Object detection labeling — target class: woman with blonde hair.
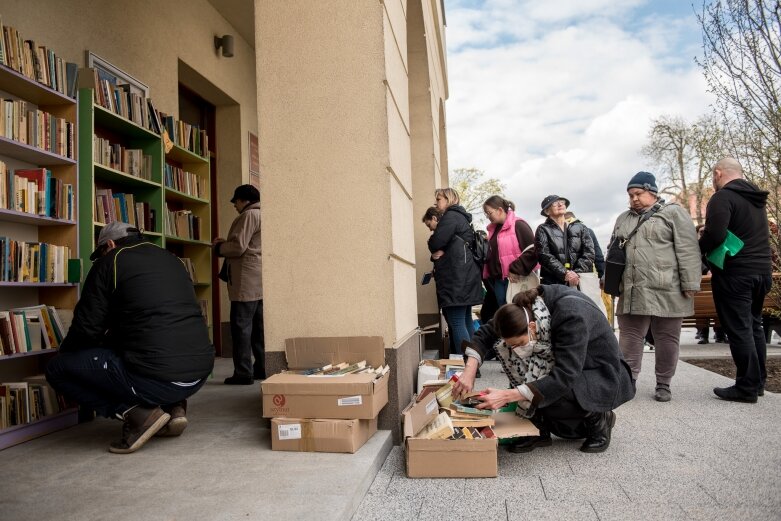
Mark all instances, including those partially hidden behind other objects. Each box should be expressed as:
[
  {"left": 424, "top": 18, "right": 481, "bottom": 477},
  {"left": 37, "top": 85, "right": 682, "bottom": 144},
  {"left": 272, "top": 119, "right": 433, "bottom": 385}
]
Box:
[{"left": 427, "top": 188, "right": 483, "bottom": 354}]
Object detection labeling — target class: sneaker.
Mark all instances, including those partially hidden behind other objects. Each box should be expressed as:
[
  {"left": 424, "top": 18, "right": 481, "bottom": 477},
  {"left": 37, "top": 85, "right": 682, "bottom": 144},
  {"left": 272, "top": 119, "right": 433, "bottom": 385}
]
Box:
[
  {"left": 713, "top": 386, "right": 757, "bottom": 403},
  {"left": 156, "top": 401, "right": 188, "bottom": 437},
  {"left": 654, "top": 386, "right": 672, "bottom": 402},
  {"left": 109, "top": 406, "right": 170, "bottom": 454},
  {"left": 224, "top": 375, "right": 254, "bottom": 385}
]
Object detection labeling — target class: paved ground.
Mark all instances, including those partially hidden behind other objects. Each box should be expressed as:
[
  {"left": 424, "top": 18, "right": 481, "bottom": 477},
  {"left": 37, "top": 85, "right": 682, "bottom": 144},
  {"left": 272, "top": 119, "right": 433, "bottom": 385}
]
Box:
[{"left": 353, "top": 337, "right": 781, "bottom": 521}]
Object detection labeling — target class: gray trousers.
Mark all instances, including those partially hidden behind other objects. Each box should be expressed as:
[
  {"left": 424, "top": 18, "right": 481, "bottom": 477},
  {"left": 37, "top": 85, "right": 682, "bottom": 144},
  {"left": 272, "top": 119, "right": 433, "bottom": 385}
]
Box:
[
  {"left": 230, "top": 299, "right": 265, "bottom": 379},
  {"left": 618, "top": 314, "right": 683, "bottom": 386}
]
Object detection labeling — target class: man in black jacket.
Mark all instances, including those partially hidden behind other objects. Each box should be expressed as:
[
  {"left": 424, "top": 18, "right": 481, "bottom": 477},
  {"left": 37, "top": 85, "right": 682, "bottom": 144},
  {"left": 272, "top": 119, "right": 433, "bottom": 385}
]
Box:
[
  {"left": 700, "top": 157, "right": 772, "bottom": 403},
  {"left": 46, "top": 222, "right": 215, "bottom": 453}
]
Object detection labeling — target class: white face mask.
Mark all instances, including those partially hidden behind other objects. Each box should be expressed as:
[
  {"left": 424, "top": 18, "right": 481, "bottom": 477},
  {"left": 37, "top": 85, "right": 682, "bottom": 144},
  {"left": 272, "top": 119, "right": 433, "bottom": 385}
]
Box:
[{"left": 509, "top": 308, "right": 536, "bottom": 358}]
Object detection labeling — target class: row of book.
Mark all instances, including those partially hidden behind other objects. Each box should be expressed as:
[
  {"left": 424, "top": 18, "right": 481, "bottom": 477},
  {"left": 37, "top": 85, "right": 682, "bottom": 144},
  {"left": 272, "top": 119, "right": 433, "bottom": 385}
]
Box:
[
  {"left": 0, "top": 17, "right": 78, "bottom": 98},
  {"left": 180, "top": 257, "right": 199, "bottom": 284},
  {"left": 85, "top": 68, "right": 209, "bottom": 159},
  {"left": 94, "top": 188, "right": 155, "bottom": 232},
  {"left": 0, "top": 238, "right": 72, "bottom": 283},
  {"left": 164, "top": 164, "right": 207, "bottom": 198},
  {"left": 0, "top": 162, "right": 75, "bottom": 220},
  {"left": 0, "top": 98, "right": 75, "bottom": 159},
  {"left": 282, "top": 360, "right": 390, "bottom": 378},
  {"left": 164, "top": 206, "right": 203, "bottom": 241},
  {"left": 0, "top": 377, "right": 68, "bottom": 429},
  {"left": 93, "top": 135, "right": 152, "bottom": 180},
  {"left": 0, "top": 305, "right": 69, "bottom": 355}
]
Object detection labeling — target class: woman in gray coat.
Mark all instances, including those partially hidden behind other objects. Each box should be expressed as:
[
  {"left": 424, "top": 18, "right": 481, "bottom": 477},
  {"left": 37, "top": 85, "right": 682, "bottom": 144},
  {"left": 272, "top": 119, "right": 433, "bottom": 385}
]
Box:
[
  {"left": 452, "top": 284, "right": 635, "bottom": 454},
  {"left": 608, "top": 172, "right": 701, "bottom": 402}
]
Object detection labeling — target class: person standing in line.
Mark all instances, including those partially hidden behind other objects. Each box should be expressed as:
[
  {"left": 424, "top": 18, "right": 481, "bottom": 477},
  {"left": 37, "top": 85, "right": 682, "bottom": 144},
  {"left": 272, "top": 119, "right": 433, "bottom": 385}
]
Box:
[
  {"left": 535, "top": 195, "right": 595, "bottom": 287},
  {"left": 609, "top": 172, "right": 701, "bottom": 402},
  {"left": 695, "top": 224, "right": 727, "bottom": 345},
  {"left": 214, "top": 184, "right": 264, "bottom": 385},
  {"left": 564, "top": 211, "right": 604, "bottom": 280},
  {"left": 427, "top": 188, "right": 484, "bottom": 355},
  {"left": 45, "top": 222, "right": 214, "bottom": 453},
  {"left": 700, "top": 157, "right": 772, "bottom": 403},
  {"left": 482, "top": 195, "right": 538, "bottom": 306}
]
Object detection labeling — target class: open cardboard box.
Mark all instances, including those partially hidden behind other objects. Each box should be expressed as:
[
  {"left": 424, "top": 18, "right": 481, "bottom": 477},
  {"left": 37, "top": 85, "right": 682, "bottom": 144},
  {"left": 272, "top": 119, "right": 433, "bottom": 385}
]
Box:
[
  {"left": 262, "top": 336, "right": 389, "bottom": 420},
  {"left": 271, "top": 417, "right": 378, "bottom": 453},
  {"left": 401, "top": 393, "right": 539, "bottom": 478}
]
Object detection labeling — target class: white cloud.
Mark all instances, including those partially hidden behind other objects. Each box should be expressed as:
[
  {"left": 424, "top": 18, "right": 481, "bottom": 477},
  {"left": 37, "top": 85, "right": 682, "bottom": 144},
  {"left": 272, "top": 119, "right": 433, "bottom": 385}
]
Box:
[{"left": 445, "top": 0, "right": 716, "bottom": 247}]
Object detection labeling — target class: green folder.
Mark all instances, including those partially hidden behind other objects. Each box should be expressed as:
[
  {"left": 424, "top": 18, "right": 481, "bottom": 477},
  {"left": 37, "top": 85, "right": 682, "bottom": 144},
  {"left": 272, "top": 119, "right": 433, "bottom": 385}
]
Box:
[{"left": 706, "top": 230, "right": 744, "bottom": 269}]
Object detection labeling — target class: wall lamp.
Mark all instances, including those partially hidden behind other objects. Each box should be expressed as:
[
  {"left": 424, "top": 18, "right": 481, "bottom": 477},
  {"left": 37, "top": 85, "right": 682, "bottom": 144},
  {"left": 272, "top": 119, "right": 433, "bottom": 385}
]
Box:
[{"left": 214, "top": 35, "right": 235, "bottom": 58}]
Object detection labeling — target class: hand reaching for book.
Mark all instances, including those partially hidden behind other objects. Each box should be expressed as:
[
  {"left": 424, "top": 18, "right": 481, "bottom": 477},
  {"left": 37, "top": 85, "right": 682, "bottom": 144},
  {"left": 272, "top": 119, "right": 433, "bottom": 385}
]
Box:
[
  {"left": 452, "top": 357, "right": 478, "bottom": 398},
  {"left": 475, "top": 387, "right": 522, "bottom": 411}
]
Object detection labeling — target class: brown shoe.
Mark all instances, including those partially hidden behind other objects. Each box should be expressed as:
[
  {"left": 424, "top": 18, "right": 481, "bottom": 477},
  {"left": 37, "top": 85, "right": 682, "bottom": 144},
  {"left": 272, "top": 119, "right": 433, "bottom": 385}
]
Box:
[
  {"left": 156, "top": 401, "right": 188, "bottom": 437},
  {"left": 109, "top": 406, "right": 170, "bottom": 454}
]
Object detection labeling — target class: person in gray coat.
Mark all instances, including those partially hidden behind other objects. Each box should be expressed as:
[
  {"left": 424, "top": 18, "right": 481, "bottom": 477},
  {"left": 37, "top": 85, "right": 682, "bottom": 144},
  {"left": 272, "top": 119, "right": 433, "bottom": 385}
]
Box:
[
  {"left": 452, "top": 284, "right": 635, "bottom": 454},
  {"left": 609, "top": 172, "right": 701, "bottom": 402}
]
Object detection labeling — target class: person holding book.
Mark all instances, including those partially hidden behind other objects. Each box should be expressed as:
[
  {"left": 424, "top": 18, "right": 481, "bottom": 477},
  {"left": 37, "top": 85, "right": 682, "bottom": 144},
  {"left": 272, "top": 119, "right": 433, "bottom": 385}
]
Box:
[
  {"left": 452, "top": 284, "right": 635, "bottom": 453},
  {"left": 213, "top": 184, "right": 264, "bottom": 385},
  {"left": 700, "top": 157, "right": 772, "bottom": 403},
  {"left": 45, "top": 221, "right": 215, "bottom": 454}
]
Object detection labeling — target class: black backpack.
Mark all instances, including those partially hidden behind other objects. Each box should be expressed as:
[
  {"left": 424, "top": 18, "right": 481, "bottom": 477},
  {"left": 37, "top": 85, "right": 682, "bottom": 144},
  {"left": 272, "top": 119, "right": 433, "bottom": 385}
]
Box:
[{"left": 468, "top": 224, "right": 489, "bottom": 268}]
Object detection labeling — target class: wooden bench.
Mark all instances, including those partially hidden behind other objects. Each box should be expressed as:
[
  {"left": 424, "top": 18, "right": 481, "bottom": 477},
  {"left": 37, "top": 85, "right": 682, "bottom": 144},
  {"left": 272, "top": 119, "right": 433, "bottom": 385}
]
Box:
[{"left": 684, "top": 274, "right": 781, "bottom": 342}]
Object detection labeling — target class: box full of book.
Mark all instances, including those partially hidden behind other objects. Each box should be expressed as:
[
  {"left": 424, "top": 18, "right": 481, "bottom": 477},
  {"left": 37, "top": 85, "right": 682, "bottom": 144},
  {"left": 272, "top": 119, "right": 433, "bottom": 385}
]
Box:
[
  {"left": 270, "top": 417, "right": 377, "bottom": 453},
  {"left": 401, "top": 391, "right": 539, "bottom": 478},
  {"left": 261, "top": 336, "right": 389, "bottom": 420}
]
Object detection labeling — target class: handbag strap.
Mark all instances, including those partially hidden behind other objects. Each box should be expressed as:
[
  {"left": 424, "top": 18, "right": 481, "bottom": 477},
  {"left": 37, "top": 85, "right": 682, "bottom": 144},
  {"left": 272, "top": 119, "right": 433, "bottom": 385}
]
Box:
[{"left": 620, "top": 202, "right": 664, "bottom": 248}]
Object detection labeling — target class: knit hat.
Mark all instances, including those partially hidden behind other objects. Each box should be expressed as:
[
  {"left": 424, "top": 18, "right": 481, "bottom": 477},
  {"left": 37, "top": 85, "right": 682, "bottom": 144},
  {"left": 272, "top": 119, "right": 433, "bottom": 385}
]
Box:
[
  {"left": 90, "top": 221, "right": 140, "bottom": 260},
  {"left": 540, "top": 195, "right": 570, "bottom": 217},
  {"left": 626, "top": 171, "right": 658, "bottom": 193},
  {"left": 230, "top": 184, "right": 260, "bottom": 203}
]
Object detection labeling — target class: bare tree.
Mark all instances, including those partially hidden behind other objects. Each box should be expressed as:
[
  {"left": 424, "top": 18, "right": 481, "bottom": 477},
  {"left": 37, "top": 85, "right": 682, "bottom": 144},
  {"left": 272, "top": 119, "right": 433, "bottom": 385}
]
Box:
[
  {"left": 450, "top": 167, "right": 506, "bottom": 215},
  {"left": 697, "top": 0, "right": 781, "bottom": 308},
  {"left": 641, "top": 115, "right": 723, "bottom": 224}
]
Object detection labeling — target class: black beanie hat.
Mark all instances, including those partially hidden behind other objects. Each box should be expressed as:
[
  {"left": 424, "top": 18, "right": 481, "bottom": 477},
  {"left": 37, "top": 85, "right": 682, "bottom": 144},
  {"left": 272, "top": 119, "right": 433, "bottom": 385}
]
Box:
[{"left": 626, "top": 172, "right": 658, "bottom": 193}]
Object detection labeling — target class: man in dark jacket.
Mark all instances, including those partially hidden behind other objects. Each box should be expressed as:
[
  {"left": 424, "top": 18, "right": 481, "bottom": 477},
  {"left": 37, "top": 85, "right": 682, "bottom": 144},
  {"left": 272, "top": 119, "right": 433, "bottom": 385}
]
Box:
[
  {"left": 700, "top": 157, "right": 772, "bottom": 403},
  {"left": 46, "top": 222, "right": 215, "bottom": 453}
]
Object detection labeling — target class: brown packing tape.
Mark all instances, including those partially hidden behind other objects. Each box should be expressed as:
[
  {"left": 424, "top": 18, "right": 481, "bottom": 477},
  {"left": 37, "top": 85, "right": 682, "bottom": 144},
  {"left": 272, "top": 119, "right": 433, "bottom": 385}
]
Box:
[{"left": 301, "top": 420, "right": 315, "bottom": 452}]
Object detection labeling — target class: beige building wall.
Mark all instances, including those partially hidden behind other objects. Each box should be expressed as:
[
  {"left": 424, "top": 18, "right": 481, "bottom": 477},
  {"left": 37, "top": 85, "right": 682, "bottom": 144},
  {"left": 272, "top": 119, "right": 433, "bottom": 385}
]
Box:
[{"left": 1, "top": 0, "right": 259, "bottom": 334}]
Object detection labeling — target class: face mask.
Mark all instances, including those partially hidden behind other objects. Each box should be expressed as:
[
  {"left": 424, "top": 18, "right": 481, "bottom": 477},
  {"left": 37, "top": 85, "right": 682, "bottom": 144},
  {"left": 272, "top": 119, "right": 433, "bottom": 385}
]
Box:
[{"left": 509, "top": 307, "right": 536, "bottom": 358}]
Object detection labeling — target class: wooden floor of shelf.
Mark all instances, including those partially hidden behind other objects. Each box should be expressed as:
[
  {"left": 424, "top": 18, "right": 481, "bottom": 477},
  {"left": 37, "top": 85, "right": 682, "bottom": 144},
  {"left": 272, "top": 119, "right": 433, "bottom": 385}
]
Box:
[{"left": 0, "top": 408, "right": 79, "bottom": 450}]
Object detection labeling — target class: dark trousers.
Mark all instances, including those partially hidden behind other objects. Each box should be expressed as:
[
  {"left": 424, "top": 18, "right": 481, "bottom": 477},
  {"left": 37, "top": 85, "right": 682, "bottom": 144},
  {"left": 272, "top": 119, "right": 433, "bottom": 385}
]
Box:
[
  {"left": 711, "top": 273, "right": 772, "bottom": 394},
  {"left": 230, "top": 299, "right": 265, "bottom": 379},
  {"left": 45, "top": 348, "right": 205, "bottom": 418},
  {"left": 530, "top": 389, "right": 592, "bottom": 439}
]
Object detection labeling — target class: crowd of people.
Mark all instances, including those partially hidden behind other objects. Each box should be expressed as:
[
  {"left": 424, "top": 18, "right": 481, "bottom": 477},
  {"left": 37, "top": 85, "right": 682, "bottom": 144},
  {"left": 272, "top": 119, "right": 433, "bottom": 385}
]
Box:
[{"left": 432, "top": 157, "right": 773, "bottom": 454}]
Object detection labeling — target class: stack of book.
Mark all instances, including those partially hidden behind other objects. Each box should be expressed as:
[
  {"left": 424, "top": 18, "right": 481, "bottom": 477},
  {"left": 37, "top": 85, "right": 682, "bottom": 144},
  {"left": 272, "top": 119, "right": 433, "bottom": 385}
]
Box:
[
  {"left": 93, "top": 136, "right": 152, "bottom": 179},
  {"left": 0, "top": 17, "right": 78, "bottom": 97},
  {"left": 164, "top": 164, "right": 207, "bottom": 198},
  {"left": 0, "top": 98, "right": 75, "bottom": 158},
  {"left": 94, "top": 189, "right": 153, "bottom": 231},
  {"left": 0, "top": 305, "right": 70, "bottom": 355},
  {"left": 0, "top": 162, "right": 75, "bottom": 220},
  {"left": 164, "top": 205, "right": 202, "bottom": 240},
  {"left": 0, "top": 238, "right": 72, "bottom": 283},
  {"left": 0, "top": 376, "right": 68, "bottom": 429}
]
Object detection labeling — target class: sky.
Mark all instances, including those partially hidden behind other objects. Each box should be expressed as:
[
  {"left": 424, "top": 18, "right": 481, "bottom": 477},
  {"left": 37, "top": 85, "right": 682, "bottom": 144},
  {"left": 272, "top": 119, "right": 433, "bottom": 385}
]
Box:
[{"left": 445, "top": 0, "right": 716, "bottom": 247}]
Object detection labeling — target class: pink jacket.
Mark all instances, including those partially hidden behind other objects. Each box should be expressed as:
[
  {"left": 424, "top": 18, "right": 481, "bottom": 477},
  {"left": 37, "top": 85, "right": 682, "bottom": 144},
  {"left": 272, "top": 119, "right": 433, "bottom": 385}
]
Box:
[{"left": 484, "top": 210, "right": 525, "bottom": 279}]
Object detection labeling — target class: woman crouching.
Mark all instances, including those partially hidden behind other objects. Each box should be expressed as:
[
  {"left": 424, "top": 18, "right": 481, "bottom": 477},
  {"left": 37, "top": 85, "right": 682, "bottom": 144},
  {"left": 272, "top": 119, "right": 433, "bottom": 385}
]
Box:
[{"left": 452, "top": 284, "right": 635, "bottom": 453}]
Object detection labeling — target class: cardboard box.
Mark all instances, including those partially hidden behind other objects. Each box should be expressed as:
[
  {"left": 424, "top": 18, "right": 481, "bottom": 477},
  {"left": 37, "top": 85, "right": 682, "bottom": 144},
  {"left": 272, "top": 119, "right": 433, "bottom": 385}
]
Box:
[
  {"left": 401, "top": 395, "right": 539, "bottom": 478},
  {"left": 262, "top": 336, "right": 389, "bottom": 419},
  {"left": 271, "top": 417, "right": 378, "bottom": 453}
]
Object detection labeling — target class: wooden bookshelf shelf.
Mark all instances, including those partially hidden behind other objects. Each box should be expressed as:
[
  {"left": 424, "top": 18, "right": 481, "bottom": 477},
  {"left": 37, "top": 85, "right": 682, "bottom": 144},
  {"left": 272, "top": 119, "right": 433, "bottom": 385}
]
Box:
[
  {"left": 0, "top": 282, "right": 78, "bottom": 288},
  {"left": 0, "top": 209, "right": 76, "bottom": 226},
  {"left": 0, "top": 64, "right": 75, "bottom": 106},
  {"left": 94, "top": 163, "right": 160, "bottom": 188},
  {"left": 164, "top": 187, "right": 209, "bottom": 204},
  {"left": 0, "top": 135, "right": 76, "bottom": 166},
  {"left": 0, "top": 348, "right": 58, "bottom": 360},
  {"left": 93, "top": 104, "right": 159, "bottom": 141},
  {"left": 0, "top": 408, "right": 79, "bottom": 451},
  {"left": 166, "top": 144, "right": 208, "bottom": 164},
  {"left": 165, "top": 236, "right": 211, "bottom": 247}
]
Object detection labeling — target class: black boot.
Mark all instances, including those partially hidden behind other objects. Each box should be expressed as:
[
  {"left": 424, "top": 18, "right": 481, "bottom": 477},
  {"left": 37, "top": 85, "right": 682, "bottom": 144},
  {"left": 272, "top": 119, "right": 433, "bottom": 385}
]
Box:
[
  {"left": 508, "top": 429, "right": 552, "bottom": 453},
  {"left": 579, "top": 411, "right": 615, "bottom": 453}
]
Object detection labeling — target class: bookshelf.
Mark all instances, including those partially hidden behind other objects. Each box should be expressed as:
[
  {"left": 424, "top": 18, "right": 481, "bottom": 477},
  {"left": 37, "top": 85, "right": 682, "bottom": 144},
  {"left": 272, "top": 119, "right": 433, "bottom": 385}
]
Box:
[
  {"left": 77, "top": 88, "right": 212, "bottom": 334},
  {"left": 0, "top": 64, "right": 79, "bottom": 449}
]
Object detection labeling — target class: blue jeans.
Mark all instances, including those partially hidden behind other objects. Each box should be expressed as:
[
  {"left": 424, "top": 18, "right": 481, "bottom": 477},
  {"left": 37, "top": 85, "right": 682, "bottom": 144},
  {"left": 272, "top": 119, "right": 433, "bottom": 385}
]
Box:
[
  {"left": 442, "top": 305, "right": 475, "bottom": 355},
  {"left": 45, "top": 348, "right": 205, "bottom": 418},
  {"left": 491, "top": 277, "right": 509, "bottom": 307}
]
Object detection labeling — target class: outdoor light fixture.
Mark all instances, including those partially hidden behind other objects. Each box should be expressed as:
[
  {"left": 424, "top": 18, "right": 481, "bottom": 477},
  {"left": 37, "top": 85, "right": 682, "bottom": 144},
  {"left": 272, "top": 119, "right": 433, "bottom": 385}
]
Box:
[{"left": 214, "top": 34, "right": 235, "bottom": 57}]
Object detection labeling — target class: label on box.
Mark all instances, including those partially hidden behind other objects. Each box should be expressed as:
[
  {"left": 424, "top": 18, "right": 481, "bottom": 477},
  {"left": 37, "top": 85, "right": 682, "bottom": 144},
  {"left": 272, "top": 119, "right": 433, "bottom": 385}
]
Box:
[
  {"left": 425, "top": 399, "right": 438, "bottom": 415},
  {"left": 338, "top": 395, "right": 363, "bottom": 406},
  {"left": 277, "top": 423, "right": 302, "bottom": 440}
]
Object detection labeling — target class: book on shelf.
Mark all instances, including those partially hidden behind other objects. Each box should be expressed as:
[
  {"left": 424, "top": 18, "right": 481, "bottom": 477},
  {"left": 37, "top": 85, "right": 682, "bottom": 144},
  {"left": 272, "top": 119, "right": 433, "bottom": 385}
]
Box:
[
  {"left": 0, "top": 376, "right": 66, "bottom": 429},
  {"left": 179, "top": 257, "right": 198, "bottom": 283},
  {"left": 164, "top": 164, "right": 207, "bottom": 198},
  {"left": 164, "top": 205, "right": 202, "bottom": 240},
  {"left": 160, "top": 112, "right": 209, "bottom": 158},
  {"left": 0, "top": 162, "right": 75, "bottom": 219},
  {"left": 94, "top": 189, "right": 154, "bottom": 231},
  {"left": 0, "top": 306, "right": 68, "bottom": 355},
  {"left": 0, "top": 98, "right": 75, "bottom": 158},
  {"left": 0, "top": 236, "right": 71, "bottom": 283},
  {"left": 93, "top": 136, "right": 152, "bottom": 179},
  {"left": 0, "top": 17, "right": 78, "bottom": 97}
]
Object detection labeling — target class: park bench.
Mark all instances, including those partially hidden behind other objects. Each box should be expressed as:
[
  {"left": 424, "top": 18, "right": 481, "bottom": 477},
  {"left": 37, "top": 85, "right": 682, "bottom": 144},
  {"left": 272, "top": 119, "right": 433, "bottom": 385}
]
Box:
[{"left": 684, "top": 274, "right": 781, "bottom": 342}]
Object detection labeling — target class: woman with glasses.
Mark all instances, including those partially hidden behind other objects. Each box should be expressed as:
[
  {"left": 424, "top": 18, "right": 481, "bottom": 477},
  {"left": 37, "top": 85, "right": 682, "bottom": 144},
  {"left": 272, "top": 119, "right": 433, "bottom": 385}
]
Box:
[
  {"left": 482, "top": 195, "right": 538, "bottom": 307},
  {"left": 535, "top": 195, "right": 595, "bottom": 286},
  {"left": 427, "top": 188, "right": 484, "bottom": 355},
  {"left": 452, "top": 284, "right": 635, "bottom": 454}
]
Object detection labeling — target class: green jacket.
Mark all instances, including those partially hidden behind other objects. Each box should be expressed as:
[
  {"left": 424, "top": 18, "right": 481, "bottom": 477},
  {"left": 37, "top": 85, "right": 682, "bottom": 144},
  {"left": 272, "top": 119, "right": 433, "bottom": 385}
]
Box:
[{"left": 611, "top": 202, "right": 701, "bottom": 317}]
